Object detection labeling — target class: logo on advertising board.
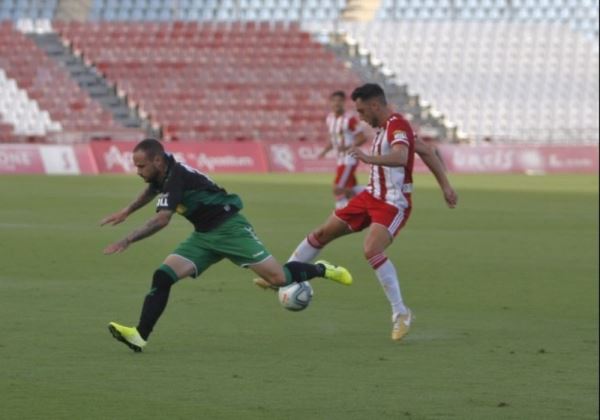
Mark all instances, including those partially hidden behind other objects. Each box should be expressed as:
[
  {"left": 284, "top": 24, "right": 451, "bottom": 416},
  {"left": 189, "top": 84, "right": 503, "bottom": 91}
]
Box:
[
  {"left": 270, "top": 144, "right": 296, "bottom": 172},
  {"left": 297, "top": 144, "right": 323, "bottom": 160},
  {"left": 451, "top": 148, "right": 516, "bottom": 172},
  {"left": 193, "top": 153, "right": 255, "bottom": 172},
  {"left": 104, "top": 145, "right": 134, "bottom": 172},
  {"left": 548, "top": 153, "right": 596, "bottom": 170},
  {"left": 0, "top": 148, "right": 35, "bottom": 171},
  {"left": 517, "top": 149, "right": 544, "bottom": 171},
  {"left": 39, "top": 146, "right": 80, "bottom": 174}
]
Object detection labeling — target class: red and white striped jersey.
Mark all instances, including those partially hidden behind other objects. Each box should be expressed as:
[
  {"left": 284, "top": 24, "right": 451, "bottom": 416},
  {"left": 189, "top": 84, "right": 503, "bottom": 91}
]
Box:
[
  {"left": 326, "top": 112, "right": 363, "bottom": 165},
  {"left": 367, "top": 113, "right": 415, "bottom": 209}
]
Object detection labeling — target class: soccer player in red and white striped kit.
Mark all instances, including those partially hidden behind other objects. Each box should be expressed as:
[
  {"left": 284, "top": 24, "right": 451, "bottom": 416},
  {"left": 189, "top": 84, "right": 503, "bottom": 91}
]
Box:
[
  {"left": 257, "top": 84, "right": 458, "bottom": 341},
  {"left": 319, "top": 90, "right": 367, "bottom": 209}
]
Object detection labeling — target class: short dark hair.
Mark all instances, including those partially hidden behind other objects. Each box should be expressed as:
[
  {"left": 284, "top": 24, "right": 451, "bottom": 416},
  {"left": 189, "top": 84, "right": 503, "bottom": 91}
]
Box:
[
  {"left": 351, "top": 83, "right": 386, "bottom": 105},
  {"left": 330, "top": 90, "right": 346, "bottom": 100},
  {"left": 133, "top": 138, "right": 165, "bottom": 159}
]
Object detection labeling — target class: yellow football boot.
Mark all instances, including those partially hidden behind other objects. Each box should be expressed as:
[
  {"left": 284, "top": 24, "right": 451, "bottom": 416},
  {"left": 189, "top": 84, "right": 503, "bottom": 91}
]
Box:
[
  {"left": 316, "top": 260, "right": 353, "bottom": 286},
  {"left": 108, "top": 322, "right": 146, "bottom": 352}
]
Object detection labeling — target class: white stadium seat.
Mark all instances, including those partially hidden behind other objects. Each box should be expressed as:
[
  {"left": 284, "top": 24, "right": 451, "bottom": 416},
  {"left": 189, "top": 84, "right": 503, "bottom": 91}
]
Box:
[
  {"left": 318, "top": 20, "right": 599, "bottom": 143},
  {"left": 0, "top": 68, "right": 62, "bottom": 136}
]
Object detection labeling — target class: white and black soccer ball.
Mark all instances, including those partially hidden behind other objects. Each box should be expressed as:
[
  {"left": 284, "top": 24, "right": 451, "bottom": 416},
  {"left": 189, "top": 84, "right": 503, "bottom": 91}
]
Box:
[{"left": 278, "top": 282, "right": 314, "bottom": 311}]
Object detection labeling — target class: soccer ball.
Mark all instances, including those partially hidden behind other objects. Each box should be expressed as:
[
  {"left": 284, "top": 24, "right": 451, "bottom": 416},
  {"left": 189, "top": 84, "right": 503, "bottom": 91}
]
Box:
[{"left": 278, "top": 282, "right": 314, "bottom": 311}]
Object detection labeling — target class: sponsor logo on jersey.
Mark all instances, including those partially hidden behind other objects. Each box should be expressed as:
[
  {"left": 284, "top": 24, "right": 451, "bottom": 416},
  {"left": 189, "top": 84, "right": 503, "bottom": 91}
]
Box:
[
  {"left": 157, "top": 193, "right": 169, "bottom": 207},
  {"left": 393, "top": 130, "right": 408, "bottom": 142}
]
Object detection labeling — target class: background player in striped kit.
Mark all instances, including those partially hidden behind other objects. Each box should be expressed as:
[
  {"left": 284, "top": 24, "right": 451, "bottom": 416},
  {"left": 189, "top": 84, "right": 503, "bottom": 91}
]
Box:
[
  {"left": 257, "top": 84, "right": 457, "bottom": 341},
  {"left": 319, "top": 91, "right": 367, "bottom": 209}
]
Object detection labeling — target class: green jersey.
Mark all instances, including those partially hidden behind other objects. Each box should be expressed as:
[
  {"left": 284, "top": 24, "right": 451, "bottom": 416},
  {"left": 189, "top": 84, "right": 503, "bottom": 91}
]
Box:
[{"left": 150, "top": 154, "right": 243, "bottom": 232}]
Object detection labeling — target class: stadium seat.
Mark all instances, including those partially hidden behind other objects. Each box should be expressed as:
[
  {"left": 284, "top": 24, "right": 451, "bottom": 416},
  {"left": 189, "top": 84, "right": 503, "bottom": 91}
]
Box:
[
  {"left": 0, "top": 23, "right": 138, "bottom": 140},
  {"left": 375, "top": 0, "right": 599, "bottom": 38},
  {"left": 56, "top": 22, "right": 360, "bottom": 142},
  {"left": 316, "top": 19, "right": 599, "bottom": 143},
  {"left": 87, "top": 0, "right": 347, "bottom": 21}
]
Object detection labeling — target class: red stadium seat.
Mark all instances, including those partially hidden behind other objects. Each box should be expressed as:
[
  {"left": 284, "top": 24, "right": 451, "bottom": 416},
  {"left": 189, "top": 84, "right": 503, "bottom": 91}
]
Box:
[
  {"left": 55, "top": 21, "right": 362, "bottom": 141},
  {"left": 0, "top": 24, "right": 134, "bottom": 140}
]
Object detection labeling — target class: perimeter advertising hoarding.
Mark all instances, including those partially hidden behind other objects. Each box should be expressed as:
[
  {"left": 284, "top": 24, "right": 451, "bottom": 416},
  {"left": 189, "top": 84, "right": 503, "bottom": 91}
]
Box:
[
  {"left": 0, "top": 143, "right": 597, "bottom": 174},
  {"left": 89, "top": 141, "right": 269, "bottom": 174}
]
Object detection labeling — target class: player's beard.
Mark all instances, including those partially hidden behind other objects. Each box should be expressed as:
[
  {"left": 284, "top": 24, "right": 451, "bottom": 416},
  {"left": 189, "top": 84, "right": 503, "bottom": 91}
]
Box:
[{"left": 142, "top": 168, "right": 160, "bottom": 184}]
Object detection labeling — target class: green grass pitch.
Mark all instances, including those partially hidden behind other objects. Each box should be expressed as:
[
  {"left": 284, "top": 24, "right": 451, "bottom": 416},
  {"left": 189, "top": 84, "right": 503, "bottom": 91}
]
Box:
[{"left": 0, "top": 173, "right": 597, "bottom": 420}]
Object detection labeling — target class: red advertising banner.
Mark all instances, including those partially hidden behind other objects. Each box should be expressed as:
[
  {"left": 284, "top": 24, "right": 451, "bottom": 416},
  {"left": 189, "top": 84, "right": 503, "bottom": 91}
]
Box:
[
  {"left": 0, "top": 144, "right": 98, "bottom": 174},
  {"left": 0, "top": 142, "right": 597, "bottom": 175},
  {"left": 266, "top": 141, "right": 428, "bottom": 173},
  {"left": 439, "top": 145, "right": 599, "bottom": 174},
  {"left": 89, "top": 141, "right": 269, "bottom": 173},
  {"left": 0, "top": 144, "right": 45, "bottom": 174},
  {"left": 72, "top": 144, "right": 99, "bottom": 174}
]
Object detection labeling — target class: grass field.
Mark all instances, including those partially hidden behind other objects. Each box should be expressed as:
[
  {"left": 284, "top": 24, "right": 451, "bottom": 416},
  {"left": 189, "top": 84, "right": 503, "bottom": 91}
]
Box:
[{"left": 0, "top": 173, "right": 598, "bottom": 420}]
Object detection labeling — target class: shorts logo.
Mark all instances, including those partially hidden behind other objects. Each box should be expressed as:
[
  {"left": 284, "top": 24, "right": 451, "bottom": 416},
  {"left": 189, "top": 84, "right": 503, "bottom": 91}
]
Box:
[
  {"left": 253, "top": 251, "right": 265, "bottom": 258},
  {"left": 243, "top": 226, "right": 263, "bottom": 245}
]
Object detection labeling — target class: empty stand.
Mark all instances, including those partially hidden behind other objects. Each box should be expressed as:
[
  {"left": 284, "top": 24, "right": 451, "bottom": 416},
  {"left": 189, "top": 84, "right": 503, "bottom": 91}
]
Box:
[
  {"left": 0, "top": 0, "right": 57, "bottom": 21},
  {"left": 88, "top": 0, "right": 347, "bottom": 22},
  {"left": 0, "top": 22, "right": 137, "bottom": 141},
  {"left": 313, "top": 20, "right": 599, "bottom": 143},
  {"left": 56, "top": 22, "right": 361, "bottom": 141},
  {"left": 0, "top": 67, "right": 61, "bottom": 137},
  {"left": 376, "top": 0, "right": 599, "bottom": 39}
]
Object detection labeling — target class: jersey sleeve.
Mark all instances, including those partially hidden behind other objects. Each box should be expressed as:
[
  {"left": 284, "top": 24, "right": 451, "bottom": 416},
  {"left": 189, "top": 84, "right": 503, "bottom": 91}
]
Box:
[
  {"left": 387, "top": 119, "right": 412, "bottom": 147},
  {"left": 347, "top": 116, "right": 363, "bottom": 134},
  {"left": 156, "top": 169, "right": 184, "bottom": 212}
]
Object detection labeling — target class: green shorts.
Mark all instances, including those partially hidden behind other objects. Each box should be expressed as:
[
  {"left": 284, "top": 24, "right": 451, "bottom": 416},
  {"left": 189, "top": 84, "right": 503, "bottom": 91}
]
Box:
[{"left": 171, "top": 213, "right": 272, "bottom": 279}]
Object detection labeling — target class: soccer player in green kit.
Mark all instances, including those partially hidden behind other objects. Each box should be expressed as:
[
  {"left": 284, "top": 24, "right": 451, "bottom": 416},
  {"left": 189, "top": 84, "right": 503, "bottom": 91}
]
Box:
[{"left": 102, "top": 139, "right": 352, "bottom": 352}]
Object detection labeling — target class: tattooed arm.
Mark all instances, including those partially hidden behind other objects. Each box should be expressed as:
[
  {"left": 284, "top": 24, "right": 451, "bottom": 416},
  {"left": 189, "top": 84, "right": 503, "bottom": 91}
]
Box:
[
  {"left": 100, "top": 186, "right": 158, "bottom": 227},
  {"left": 103, "top": 210, "right": 173, "bottom": 255}
]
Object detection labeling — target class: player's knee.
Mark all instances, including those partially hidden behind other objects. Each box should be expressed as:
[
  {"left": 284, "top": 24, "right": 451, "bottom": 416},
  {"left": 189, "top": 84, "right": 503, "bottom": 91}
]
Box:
[
  {"left": 262, "top": 270, "right": 286, "bottom": 286},
  {"left": 152, "top": 268, "right": 176, "bottom": 290},
  {"left": 364, "top": 249, "right": 388, "bottom": 270},
  {"left": 312, "top": 227, "right": 333, "bottom": 246},
  {"left": 363, "top": 247, "right": 381, "bottom": 261},
  {"left": 271, "top": 274, "right": 287, "bottom": 287}
]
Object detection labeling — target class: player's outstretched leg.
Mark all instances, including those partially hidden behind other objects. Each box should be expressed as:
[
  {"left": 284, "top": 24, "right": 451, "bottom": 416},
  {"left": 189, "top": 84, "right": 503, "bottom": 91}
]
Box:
[
  {"left": 254, "top": 216, "right": 352, "bottom": 290},
  {"left": 251, "top": 257, "right": 352, "bottom": 290},
  {"left": 108, "top": 260, "right": 187, "bottom": 352},
  {"left": 288, "top": 232, "right": 325, "bottom": 263}
]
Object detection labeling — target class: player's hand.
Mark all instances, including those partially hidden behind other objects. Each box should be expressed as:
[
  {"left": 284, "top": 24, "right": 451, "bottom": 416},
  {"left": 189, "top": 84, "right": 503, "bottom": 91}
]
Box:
[
  {"left": 443, "top": 186, "right": 458, "bottom": 208},
  {"left": 100, "top": 209, "right": 128, "bottom": 226},
  {"left": 103, "top": 239, "right": 130, "bottom": 255},
  {"left": 349, "top": 147, "right": 370, "bottom": 163}
]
